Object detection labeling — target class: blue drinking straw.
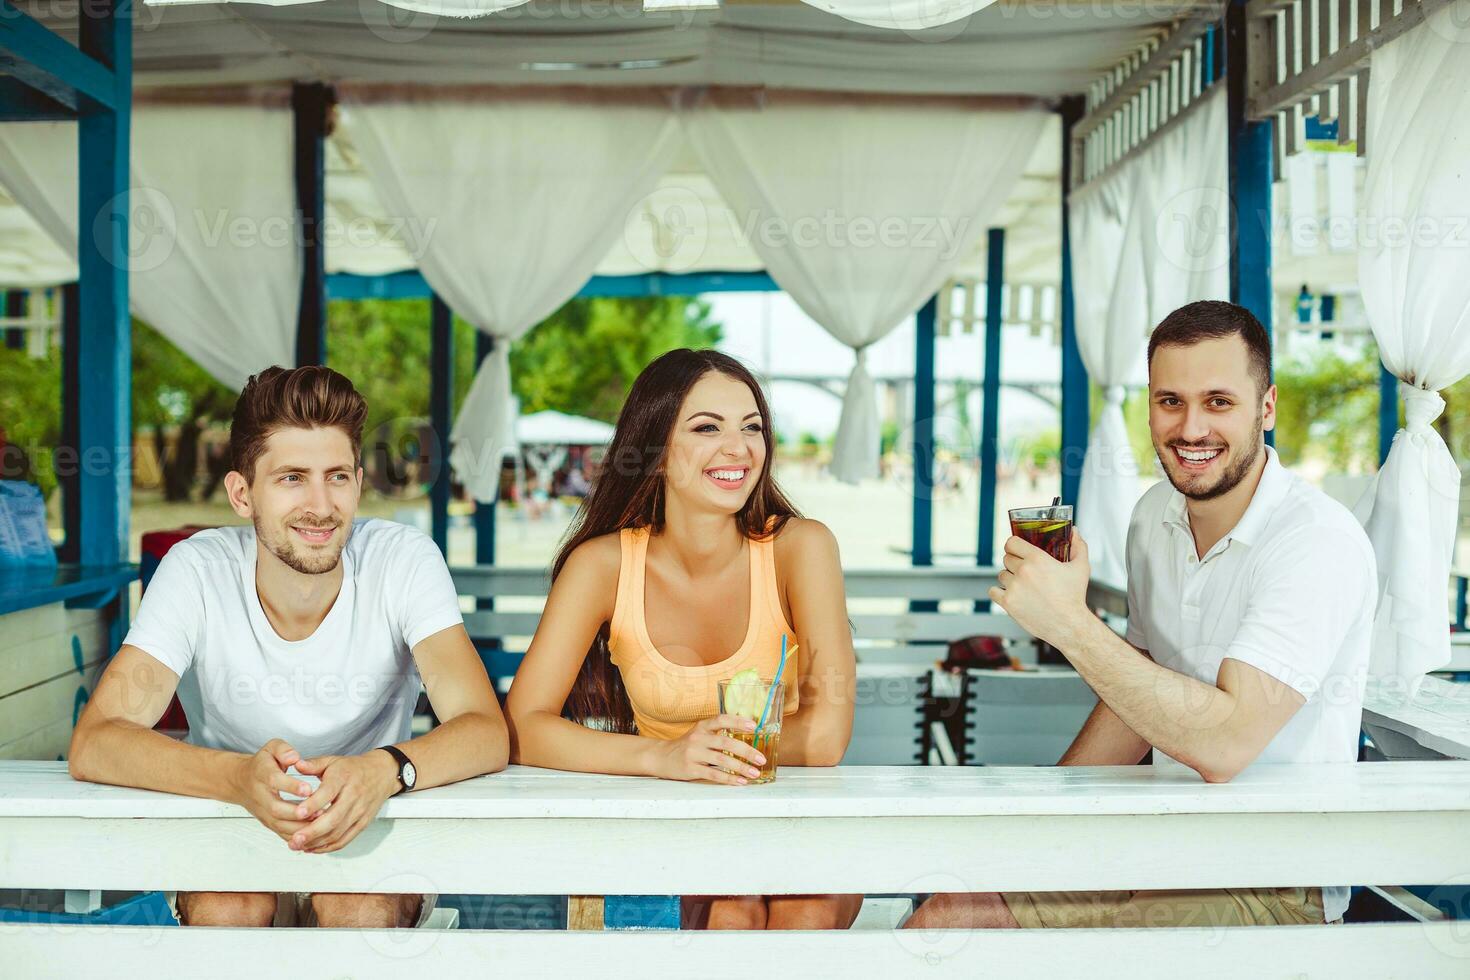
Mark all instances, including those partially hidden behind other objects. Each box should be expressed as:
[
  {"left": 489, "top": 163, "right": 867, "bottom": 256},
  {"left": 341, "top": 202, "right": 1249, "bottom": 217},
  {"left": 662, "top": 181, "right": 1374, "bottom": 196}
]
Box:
[{"left": 755, "top": 634, "right": 789, "bottom": 744}]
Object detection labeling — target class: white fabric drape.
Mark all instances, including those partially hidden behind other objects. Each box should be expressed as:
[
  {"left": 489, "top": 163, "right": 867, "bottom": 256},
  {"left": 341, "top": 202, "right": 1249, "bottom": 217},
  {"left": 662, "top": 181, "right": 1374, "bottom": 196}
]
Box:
[
  {"left": 0, "top": 107, "right": 298, "bottom": 390},
  {"left": 1068, "top": 86, "right": 1228, "bottom": 582},
  {"left": 800, "top": 0, "right": 1001, "bottom": 30},
  {"left": 1353, "top": 7, "right": 1470, "bottom": 691},
  {"left": 339, "top": 90, "right": 679, "bottom": 501},
  {"left": 1069, "top": 173, "right": 1147, "bottom": 586},
  {"left": 682, "top": 89, "right": 1046, "bottom": 483}
]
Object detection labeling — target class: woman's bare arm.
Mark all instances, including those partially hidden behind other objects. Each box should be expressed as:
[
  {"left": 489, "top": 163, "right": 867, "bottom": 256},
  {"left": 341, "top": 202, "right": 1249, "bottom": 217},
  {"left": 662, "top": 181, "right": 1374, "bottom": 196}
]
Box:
[
  {"left": 506, "top": 536, "right": 762, "bottom": 783},
  {"left": 505, "top": 536, "right": 658, "bottom": 774},
  {"left": 773, "top": 519, "right": 857, "bottom": 766}
]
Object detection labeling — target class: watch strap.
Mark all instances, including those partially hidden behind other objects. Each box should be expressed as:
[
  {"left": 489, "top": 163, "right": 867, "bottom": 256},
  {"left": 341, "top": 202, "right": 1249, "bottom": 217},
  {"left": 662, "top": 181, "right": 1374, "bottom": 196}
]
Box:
[{"left": 379, "top": 744, "right": 414, "bottom": 795}]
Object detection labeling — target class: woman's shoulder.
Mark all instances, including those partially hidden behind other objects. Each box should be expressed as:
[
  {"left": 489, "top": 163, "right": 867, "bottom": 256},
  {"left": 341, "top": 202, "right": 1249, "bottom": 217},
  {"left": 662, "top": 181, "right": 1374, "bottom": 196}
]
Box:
[
  {"left": 770, "top": 517, "right": 839, "bottom": 562},
  {"left": 564, "top": 530, "right": 624, "bottom": 577}
]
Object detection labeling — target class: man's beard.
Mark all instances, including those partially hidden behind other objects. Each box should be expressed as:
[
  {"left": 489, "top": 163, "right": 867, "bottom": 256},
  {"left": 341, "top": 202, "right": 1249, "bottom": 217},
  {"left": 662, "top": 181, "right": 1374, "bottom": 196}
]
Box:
[
  {"left": 256, "top": 515, "right": 345, "bottom": 575},
  {"left": 1156, "top": 412, "right": 1263, "bottom": 502}
]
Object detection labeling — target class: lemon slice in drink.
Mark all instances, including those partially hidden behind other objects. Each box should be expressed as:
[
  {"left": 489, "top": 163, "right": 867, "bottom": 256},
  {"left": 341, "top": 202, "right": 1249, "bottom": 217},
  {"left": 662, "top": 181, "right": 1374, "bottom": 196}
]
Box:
[{"left": 725, "top": 668, "right": 766, "bottom": 721}]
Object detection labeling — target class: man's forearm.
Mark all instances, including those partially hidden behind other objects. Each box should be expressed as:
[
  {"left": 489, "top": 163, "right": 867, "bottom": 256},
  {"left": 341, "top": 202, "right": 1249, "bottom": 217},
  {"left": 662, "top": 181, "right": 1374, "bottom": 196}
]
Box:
[
  {"left": 1057, "top": 701, "right": 1150, "bottom": 766},
  {"left": 1055, "top": 615, "right": 1243, "bottom": 778},
  {"left": 69, "top": 718, "right": 248, "bottom": 802},
  {"left": 395, "top": 710, "right": 508, "bottom": 790}
]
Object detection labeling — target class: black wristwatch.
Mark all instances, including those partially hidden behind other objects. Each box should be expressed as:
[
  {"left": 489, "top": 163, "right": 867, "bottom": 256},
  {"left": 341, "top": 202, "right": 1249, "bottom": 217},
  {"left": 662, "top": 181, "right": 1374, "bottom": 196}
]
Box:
[{"left": 379, "top": 744, "right": 417, "bottom": 795}]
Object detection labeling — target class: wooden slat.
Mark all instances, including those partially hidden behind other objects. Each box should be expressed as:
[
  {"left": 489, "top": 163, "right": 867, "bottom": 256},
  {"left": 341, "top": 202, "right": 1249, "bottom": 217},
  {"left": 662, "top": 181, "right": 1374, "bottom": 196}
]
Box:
[
  {"left": 567, "top": 896, "right": 604, "bottom": 931},
  {"left": 1072, "top": 8, "right": 1225, "bottom": 142},
  {"left": 0, "top": 609, "right": 106, "bottom": 699},
  {"left": 10, "top": 922, "right": 1470, "bottom": 978},
  {"left": 0, "top": 661, "right": 103, "bottom": 750},
  {"left": 461, "top": 611, "right": 1035, "bottom": 644},
  {"left": 1247, "top": 0, "right": 1458, "bottom": 119}
]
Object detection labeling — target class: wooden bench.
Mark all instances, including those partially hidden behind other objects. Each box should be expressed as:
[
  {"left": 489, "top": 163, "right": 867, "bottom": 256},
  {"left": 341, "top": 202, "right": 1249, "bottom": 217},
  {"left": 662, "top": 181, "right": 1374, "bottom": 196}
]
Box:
[
  {"left": 3, "top": 760, "right": 1468, "bottom": 973},
  {"left": 449, "top": 565, "right": 1035, "bottom": 675}
]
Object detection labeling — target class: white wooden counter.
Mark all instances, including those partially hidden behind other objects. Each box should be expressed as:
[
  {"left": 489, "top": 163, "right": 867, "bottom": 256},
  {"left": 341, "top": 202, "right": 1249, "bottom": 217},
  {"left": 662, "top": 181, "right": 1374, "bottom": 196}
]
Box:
[
  {"left": 4, "top": 761, "right": 1469, "bottom": 976},
  {"left": 1362, "top": 675, "right": 1470, "bottom": 760}
]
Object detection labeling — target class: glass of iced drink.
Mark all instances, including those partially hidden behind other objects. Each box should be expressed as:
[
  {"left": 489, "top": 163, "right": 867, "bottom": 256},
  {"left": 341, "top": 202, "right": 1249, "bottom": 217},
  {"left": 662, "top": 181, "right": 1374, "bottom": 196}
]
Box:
[
  {"left": 718, "top": 670, "right": 784, "bottom": 784},
  {"left": 1008, "top": 504, "right": 1074, "bottom": 561}
]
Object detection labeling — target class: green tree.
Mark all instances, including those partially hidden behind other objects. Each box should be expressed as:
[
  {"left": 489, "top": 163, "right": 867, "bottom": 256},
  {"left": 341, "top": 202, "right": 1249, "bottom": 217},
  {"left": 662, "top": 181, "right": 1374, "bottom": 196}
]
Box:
[
  {"left": 1273, "top": 344, "right": 1381, "bottom": 471},
  {"left": 132, "top": 318, "right": 236, "bottom": 501},
  {"left": 0, "top": 341, "right": 61, "bottom": 498},
  {"left": 509, "top": 297, "right": 722, "bottom": 422}
]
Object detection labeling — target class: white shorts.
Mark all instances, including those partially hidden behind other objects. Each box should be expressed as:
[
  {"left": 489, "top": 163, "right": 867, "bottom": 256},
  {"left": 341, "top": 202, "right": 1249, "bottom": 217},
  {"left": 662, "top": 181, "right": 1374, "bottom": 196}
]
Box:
[{"left": 167, "top": 891, "right": 437, "bottom": 928}]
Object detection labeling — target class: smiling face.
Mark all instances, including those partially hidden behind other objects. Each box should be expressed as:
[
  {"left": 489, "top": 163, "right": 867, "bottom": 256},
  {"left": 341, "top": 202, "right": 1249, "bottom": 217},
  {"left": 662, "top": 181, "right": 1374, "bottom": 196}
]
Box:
[
  {"left": 1148, "top": 335, "right": 1276, "bottom": 502},
  {"left": 661, "top": 371, "right": 767, "bottom": 516},
  {"left": 224, "top": 425, "right": 362, "bottom": 575}
]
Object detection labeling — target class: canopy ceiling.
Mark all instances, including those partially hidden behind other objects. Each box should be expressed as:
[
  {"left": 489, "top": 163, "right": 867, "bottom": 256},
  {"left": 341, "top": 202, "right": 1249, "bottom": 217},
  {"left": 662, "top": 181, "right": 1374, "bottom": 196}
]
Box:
[
  {"left": 0, "top": 0, "right": 1209, "bottom": 292},
  {"left": 21, "top": 0, "right": 1201, "bottom": 95}
]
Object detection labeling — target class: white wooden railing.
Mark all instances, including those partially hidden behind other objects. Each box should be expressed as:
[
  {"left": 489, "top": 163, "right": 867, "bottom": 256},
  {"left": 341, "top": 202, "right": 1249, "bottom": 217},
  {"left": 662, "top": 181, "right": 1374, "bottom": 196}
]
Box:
[{"left": 3, "top": 760, "right": 1469, "bottom": 973}]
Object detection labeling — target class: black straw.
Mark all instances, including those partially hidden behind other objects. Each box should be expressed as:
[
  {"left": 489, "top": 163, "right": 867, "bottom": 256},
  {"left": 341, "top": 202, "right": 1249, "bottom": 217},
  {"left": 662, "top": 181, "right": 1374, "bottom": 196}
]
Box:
[{"left": 1051, "top": 495, "right": 1060, "bottom": 507}]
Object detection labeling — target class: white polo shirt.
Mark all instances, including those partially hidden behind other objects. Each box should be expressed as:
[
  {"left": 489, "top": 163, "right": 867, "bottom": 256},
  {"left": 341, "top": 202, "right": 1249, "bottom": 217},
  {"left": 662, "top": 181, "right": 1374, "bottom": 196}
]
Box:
[{"left": 1123, "top": 447, "right": 1376, "bottom": 922}]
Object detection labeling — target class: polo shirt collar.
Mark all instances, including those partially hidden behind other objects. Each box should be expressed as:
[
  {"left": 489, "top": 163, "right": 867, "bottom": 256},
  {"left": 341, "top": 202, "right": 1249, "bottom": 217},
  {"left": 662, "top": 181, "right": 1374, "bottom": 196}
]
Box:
[{"left": 1160, "top": 445, "right": 1290, "bottom": 549}]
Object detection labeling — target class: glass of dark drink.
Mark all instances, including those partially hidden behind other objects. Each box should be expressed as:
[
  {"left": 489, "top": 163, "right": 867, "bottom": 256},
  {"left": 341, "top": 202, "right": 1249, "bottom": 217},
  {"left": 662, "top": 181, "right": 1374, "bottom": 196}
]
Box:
[{"left": 1008, "top": 504, "right": 1074, "bottom": 561}]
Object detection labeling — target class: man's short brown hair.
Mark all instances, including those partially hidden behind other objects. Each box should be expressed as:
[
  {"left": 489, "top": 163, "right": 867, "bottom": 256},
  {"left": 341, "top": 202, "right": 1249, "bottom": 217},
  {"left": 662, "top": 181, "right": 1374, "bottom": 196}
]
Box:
[
  {"left": 1147, "top": 300, "right": 1273, "bottom": 396},
  {"left": 229, "top": 366, "right": 368, "bottom": 482}
]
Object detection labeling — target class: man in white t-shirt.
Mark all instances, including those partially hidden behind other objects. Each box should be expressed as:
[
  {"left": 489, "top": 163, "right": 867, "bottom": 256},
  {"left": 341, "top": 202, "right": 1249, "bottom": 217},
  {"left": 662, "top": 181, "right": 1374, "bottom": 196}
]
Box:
[
  {"left": 910, "top": 300, "right": 1376, "bottom": 931},
  {"left": 70, "top": 366, "right": 508, "bottom": 928}
]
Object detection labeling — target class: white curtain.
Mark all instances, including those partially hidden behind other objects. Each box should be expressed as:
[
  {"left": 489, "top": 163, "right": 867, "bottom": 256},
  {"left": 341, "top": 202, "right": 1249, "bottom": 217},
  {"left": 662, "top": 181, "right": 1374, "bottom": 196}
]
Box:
[
  {"left": 799, "top": 0, "right": 1001, "bottom": 30},
  {"left": 0, "top": 107, "right": 298, "bottom": 390},
  {"left": 339, "top": 89, "right": 679, "bottom": 501},
  {"left": 1068, "top": 86, "right": 1228, "bottom": 584},
  {"left": 1069, "top": 173, "right": 1146, "bottom": 586},
  {"left": 682, "top": 89, "right": 1046, "bottom": 483},
  {"left": 1353, "top": 7, "right": 1470, "bottom": 690}
]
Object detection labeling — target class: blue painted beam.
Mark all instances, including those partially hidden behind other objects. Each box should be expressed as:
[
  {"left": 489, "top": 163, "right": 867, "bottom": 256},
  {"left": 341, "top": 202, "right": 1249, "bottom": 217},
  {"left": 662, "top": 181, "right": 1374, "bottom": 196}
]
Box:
[
  {"left": 0, "top": 0, "right": 115, "bottom": 111},
  {"left": 474, "top": 333, "right": 498, "bottom": 605},
  {"left": 3, "top": 290, "right": 22, "bottom": 349},
  {"left": 74, "top": 0, "right": 130, "bottom": 568},
  {"left": 1058, "top": 95, "right": 1089, "bottom": 507},
  {"left": 0, "top": 78, "right": 71, "bottom": 120},
  {"left": 1379, "top": 362, "right": 1398, "bottom": 467},
  {"left": 430, "top": 293, "right": 454, "bottom": 555},
  {"left": 326, "top": 270, "right": 780, "bottom": 303},
  {"left": 1226, "top": 0, "right": 1275, "bottom": 447},
  {"left": 58, "top": 282, "right": 79, "bottom": 564},
  {"left": 293, "top": 83, "right": 330, "bottom": 366},
  {"left": 910, "top": 296, "right": 937, "bottom": 613},
  {"left": 977, "top": 230, "right": 1004, "bottom": 612}
]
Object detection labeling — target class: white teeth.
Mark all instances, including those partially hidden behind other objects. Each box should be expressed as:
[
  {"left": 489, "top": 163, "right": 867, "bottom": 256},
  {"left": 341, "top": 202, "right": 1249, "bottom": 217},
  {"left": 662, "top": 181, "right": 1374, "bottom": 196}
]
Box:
[
  {"left": 1177, "top": 448, "right": 1221, "bottom": 462},
  {"left": 708, "top": 469, "right": 746, "bottom": 481}
]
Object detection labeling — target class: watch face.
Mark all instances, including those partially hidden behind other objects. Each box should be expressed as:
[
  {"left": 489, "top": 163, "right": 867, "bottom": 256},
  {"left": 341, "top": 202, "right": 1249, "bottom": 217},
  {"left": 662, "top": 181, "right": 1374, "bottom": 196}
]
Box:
[{"left": 402, "top": 761, "right": 416, "bottom": 789}]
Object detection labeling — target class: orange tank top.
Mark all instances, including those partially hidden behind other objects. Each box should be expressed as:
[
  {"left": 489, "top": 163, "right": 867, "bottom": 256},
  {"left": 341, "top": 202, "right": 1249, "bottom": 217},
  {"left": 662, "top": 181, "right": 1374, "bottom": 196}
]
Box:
[{"left": 608, "top": 526, "right": 799, "bottom": 741}]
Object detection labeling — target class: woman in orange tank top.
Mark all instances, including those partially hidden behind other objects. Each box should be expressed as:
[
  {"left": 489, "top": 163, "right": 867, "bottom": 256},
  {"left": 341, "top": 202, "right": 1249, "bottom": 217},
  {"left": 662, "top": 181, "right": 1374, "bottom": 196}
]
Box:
[{"left": 508, "top": 349, "right": 860, "bottom": 930}]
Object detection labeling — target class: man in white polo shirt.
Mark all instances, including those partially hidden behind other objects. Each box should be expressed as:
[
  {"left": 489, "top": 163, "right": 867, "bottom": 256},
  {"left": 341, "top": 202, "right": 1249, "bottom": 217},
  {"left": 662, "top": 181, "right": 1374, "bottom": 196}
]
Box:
[
  {"left": 910, "top": 300, "right": 1376, "bottom": 930},
  {"left": 69, "top": 365, "right": 508, "bottom": 928}
]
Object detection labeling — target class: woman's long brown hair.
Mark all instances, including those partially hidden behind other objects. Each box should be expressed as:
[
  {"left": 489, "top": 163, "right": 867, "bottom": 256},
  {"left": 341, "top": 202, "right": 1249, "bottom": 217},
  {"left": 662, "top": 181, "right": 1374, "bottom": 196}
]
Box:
[{"left": 553, "top": 349, "right": 800, "bottom": 733}]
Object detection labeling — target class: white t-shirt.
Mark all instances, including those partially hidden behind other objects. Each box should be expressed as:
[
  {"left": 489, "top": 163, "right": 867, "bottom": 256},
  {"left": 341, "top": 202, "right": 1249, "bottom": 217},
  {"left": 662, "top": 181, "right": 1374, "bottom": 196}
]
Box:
[
  {"left": 124, "top": 519, "right": 464, "bottom": 760},
  {"left": 1123, "top": 447, "right": 1377, "bottom": 923}
]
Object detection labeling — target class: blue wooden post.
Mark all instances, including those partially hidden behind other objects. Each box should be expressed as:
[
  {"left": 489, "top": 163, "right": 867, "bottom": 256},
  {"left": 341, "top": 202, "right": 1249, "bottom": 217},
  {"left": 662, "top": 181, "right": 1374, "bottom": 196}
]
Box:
[
  {"left": 429, "top": 294, "right": 454, "bottom": 555},
  {"left": 1225, "top": 0, "right": 1274, "bottom": 445},
  {"left": 75, "top": 0, "right": 130, "bottom": 568},
  {"left": 1378, "top": 362, "right": 1398, "bottom": 467},
  {"left": 59, "top": 282, "right": 81, "bottom": 564},
  {"left": 1058, "top": 95, "right": 1089, "bottom": 507},
  {"left": 2, "top": 290, "right": 22, "bottom": 350},
  {"left": 293, "top": 82, "right": 329, "bottom": 367},
  {"left": 976, "top": 229, "right": 1005, "bottom": 612},
  {"left": 911, "top": 296, "right": 938, "bottom": 612},
  {"left": 474, "top": 332, "right": 498, "bottom": 577}
]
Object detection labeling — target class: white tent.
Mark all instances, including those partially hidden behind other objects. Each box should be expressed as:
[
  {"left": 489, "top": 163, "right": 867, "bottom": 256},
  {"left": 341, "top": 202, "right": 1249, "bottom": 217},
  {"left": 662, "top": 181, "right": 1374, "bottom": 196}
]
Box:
[{"left": 517, "top": 410, "right": 615, "bottom": 447}]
